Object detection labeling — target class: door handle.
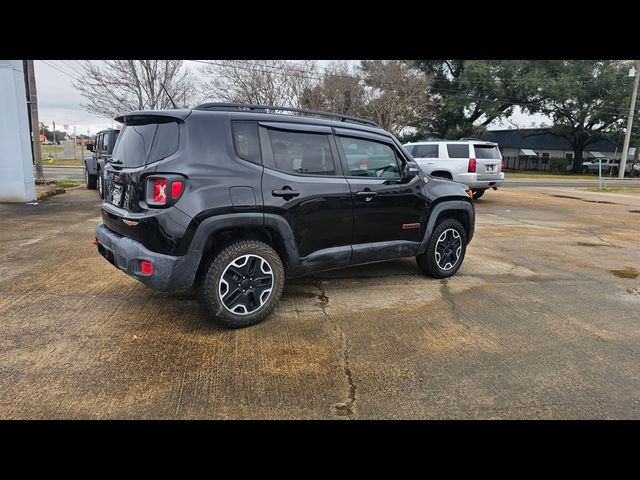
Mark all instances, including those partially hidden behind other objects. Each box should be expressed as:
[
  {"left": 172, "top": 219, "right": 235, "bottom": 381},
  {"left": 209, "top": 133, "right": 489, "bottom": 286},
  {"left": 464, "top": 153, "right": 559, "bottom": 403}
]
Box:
[
  {"left": 356, "top": 190, "right": 377, "bottom": 197},
  {"left": 272, "top": 189, "right": 300, "bottom": 198}
]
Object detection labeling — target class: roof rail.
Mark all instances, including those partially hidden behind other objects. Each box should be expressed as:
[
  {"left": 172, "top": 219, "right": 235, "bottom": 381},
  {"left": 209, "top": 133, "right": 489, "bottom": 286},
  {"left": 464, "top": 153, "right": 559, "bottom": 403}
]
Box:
[
  {"left": 193, "top": 102, "right": 381, "bottom": 128},
  {"left": 459, "top": 137, "right": 482, "bottom": 141}
]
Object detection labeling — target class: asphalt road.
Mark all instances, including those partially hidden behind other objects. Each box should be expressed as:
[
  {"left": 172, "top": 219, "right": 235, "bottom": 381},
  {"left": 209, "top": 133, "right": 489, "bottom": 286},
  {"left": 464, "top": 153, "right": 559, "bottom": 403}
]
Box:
[
  {"left": 1, "top": 187, "right": 639, "bottom": 419},
  {"left": 41, "top": 166, "right": 84, "bottom": 180}
]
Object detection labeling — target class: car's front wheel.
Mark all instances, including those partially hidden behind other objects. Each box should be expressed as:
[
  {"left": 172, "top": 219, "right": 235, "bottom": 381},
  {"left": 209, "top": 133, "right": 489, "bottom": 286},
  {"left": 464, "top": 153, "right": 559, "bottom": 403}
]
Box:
[
  {"left": 85, "top": 167, "right": 97, "bottom": 190},
  {"left": 196, "top": 240, "right": 285, "bottom": 328},
  {"left": 416, "top": 218, "right": 467, "bottom": 278}
]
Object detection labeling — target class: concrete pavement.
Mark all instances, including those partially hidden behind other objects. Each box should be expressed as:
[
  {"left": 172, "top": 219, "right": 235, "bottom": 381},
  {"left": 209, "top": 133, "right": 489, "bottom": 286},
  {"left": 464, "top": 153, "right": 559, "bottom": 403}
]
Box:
[{"left": 0, "top": 187, "right": 639, "bottom": 419}]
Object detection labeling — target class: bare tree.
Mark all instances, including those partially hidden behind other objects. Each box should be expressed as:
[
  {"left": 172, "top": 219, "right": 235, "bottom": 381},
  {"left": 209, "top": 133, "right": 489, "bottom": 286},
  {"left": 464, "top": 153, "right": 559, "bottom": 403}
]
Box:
[
  {"left": 360, "top": 60, "right": 435, "bottom": 136},
  {"left": 299, "top": 61, "right": 367, "bottom": 116},
  {"left": 74, "top": 60, "right": 195, "bottom": 118},
  {"left": 199, "top": 60, "right": 319, "bottom": 107}
]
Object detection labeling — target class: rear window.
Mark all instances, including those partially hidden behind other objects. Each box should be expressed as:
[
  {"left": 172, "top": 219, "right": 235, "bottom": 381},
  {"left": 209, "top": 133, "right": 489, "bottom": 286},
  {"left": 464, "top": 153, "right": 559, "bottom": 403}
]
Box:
[
  {"left": 403, "top": 145, "right": 415, "bottom": 155},
  {"left": 415, "top": 144, "right": 439, "bottom": 158},
  {"left": 111, "top": 119, "right": 179, "bottom": 167},
  {"left": 446, "top": 144, "right": 469, "bottom": 158},
  {"left": 474, "top": 144, "right": 501, "bottom": 159}
]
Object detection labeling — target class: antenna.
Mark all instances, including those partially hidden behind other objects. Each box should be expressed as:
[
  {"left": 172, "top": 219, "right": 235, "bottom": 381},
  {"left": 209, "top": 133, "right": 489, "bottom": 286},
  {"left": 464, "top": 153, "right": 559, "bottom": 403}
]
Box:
[{"left": 160, "top": 82, "right": 177, "bottom": 109}]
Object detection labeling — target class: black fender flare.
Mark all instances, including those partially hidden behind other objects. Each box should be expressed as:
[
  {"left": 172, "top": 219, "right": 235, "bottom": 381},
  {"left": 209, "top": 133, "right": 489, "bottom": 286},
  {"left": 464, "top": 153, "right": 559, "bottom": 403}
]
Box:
[
  {"left": 184, "top": 212, "right": 300, "bottom": 270},
  {"left": 418, "top": 200, "right": 475, "bottom": 254}
]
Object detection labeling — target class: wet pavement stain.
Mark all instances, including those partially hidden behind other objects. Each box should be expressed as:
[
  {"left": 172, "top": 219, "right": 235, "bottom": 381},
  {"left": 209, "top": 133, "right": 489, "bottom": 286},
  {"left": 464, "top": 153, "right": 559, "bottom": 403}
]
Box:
[
  {"left": 550, "top": 194, "right": 617, "bottom": 204},
  {"left": 610, "top": 267, "right": 640, "bottom": 279}
]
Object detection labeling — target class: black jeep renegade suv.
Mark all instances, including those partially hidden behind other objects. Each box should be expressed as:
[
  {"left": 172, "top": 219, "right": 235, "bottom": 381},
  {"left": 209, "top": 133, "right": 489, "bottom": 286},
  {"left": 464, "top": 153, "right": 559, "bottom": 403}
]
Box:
[{"left": 94, "top": 104, "right": 475, "bottom": 328}]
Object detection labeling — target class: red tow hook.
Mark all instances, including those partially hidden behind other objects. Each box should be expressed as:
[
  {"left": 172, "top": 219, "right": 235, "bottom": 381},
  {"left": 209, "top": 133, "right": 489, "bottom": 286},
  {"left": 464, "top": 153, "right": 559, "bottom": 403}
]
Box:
[{"left": 92, "top": 239, "right": 98, "bottom": 246}]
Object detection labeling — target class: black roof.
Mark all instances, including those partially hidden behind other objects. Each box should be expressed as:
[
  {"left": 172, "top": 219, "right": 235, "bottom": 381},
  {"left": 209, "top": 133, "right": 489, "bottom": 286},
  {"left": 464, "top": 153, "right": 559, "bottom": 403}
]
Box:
[{"left": 482, "top": 128, "right": 618, "bottom": 152}]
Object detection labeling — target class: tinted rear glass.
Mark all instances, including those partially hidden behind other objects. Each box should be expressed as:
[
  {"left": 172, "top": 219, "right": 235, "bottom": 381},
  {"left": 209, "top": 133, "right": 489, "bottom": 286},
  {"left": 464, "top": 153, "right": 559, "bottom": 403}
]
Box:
[
  {"left": 232, "top": 121, "right": 261, "bottom": 164},
  {"left": 446, "top": 144, "right": 469, "bottom": 158},
  {"left": 474, "top": 144, "right": 501, "bottom": 159},
  {"left": 112, "top": 120, "right": 179, "bottom": 167},
  {"left": 415, "top": 144, "right": 439, "bottom": 158},
  {"left": 403, "top": 145, "right": 415, "bottom": 155}
]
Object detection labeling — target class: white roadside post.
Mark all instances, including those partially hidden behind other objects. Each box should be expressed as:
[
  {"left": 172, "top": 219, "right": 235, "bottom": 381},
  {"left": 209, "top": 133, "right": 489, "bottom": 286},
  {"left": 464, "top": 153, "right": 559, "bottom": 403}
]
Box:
[
  {"left": 599, "top": 157, "right": 603, "bottom": 190},
  {"left": 0, "top": 60, "right": 37, "bottom": 202}
]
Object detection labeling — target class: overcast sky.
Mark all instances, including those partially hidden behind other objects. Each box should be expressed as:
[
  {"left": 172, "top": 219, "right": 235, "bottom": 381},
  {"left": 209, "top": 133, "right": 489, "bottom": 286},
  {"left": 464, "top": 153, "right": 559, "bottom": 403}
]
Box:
[{"left": 34, "top": 60, "right": 549, "bottom": 134}]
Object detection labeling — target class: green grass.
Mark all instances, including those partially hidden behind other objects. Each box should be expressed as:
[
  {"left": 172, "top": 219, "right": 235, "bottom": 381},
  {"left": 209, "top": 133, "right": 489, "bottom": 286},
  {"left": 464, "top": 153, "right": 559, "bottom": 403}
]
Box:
[
  {"left": 48, "top": 179, "right": 83, "bottom": 188},
  {"left": 505, "top": 171, "right": 596, "bottom": 179},
  {"left": 583, "top": 187, "right": 640, "bottom": 193},
  {"left": 41, "top": 157, "right": 83, "bottom": 166}
]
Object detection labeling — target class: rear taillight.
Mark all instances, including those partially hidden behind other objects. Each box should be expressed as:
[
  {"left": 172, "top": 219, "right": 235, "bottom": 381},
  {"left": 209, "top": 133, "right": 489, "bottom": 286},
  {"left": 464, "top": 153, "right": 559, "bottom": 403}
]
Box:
[
  {"left": 146, "top": 175, "right": 186, "bottom": 207},
  {"left": 153, "top": 179, "right": 168, "bottom": 204},
  {"left": 171, "top": 180, "right": 183, "bottom": 199},
  {"left": 468, "top": 158, "right": 477, "bottom": 173}
]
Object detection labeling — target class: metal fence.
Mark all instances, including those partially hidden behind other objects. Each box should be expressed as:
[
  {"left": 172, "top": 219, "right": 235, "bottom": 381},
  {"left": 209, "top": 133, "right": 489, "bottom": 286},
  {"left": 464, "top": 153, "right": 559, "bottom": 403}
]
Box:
[{"left": 502, "top": 156, "right": 562, "bottom": 172}]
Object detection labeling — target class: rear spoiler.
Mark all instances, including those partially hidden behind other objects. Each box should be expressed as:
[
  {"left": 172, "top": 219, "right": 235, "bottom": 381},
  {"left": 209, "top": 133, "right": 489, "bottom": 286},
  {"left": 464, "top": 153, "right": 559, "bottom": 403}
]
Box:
[{"left": 114, "top": 109, "right": 192, "bottom": 124}]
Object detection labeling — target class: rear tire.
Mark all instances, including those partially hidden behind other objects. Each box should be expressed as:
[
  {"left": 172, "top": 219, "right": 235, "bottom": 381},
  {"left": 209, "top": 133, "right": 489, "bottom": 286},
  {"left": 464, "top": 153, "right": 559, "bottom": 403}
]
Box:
[
  {"left": 472, "top": 189, "right": 486, "bottom": 200},
  {"left": 85, "top": 167, "right": 97, "bottom": 190},
  {"left": 416, "top": 218, "right": 467, "bottom": 279},
  {"left": 196, "top": 240, "right": 285, "bottom": 329}
]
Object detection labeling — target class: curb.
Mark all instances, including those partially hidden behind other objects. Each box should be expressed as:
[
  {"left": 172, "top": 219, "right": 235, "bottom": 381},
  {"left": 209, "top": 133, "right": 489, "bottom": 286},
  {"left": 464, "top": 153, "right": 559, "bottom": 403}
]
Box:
[{"left": 36, "top": 187, "right": 66, "bottom": 201}]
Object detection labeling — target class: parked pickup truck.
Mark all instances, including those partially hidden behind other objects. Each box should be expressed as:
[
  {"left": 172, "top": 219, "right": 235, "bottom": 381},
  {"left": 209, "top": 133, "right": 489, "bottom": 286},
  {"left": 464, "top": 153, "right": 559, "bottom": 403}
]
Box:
[
  {"left": 85, "top": 128, "right": 120, "bottom": 198},
  {"left": 577, "top": 157, "right": 637, "bottom": 176},
  {"left": 403, "top": 140, "right": 504, "bottom": 200}
]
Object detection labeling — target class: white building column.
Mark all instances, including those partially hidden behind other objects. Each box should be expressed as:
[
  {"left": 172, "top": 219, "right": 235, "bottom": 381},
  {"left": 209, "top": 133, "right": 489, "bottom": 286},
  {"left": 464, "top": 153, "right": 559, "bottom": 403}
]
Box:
[{"left": 0, "top": 60, "right": 36, "bottom": 203}]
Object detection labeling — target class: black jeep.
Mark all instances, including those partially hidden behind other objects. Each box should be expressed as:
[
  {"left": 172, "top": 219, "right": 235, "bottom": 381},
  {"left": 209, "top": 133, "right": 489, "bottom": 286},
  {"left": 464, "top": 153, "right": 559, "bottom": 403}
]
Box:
[
  {"left": 94, "top": 104, "right": 475, "bottom": 328},
  {"left": 85, "top": 128, "right": 120, "bottom": 198}
]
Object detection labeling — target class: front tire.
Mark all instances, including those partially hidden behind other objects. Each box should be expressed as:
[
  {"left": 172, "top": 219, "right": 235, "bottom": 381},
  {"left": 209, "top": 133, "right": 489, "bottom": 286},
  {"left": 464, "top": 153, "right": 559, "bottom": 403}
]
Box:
[
  {"left": 85, "top": 167, "right": 97, "bottom": 190},
  {"left": 416, "top": 218, "right": 467, "bottom": 279},
  {"left": 196, "top": 240, "right": 285, "bottom": 328},
  {"left": 472, "top": 189, "right": 486, "bottom": 200}
]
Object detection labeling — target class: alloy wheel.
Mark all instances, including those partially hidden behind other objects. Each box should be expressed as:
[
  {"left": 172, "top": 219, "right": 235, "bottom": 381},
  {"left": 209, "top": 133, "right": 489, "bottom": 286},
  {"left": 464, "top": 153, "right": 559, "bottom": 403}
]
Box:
[
  {"left": 218, "top": 254, "right": 274, "bottom": 315},
  {"left": 434, "top": 228, "right": 462, "bottom": 271}
]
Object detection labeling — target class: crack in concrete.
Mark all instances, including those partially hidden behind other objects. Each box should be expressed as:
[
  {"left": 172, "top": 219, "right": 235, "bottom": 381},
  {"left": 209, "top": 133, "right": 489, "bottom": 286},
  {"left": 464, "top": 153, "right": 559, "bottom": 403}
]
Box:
[
  {"left": 439, "top": 279, "right": 470, "bottom": 330},
  {"left": 314, "top": 278, "right": 356, "bottom": 419}
]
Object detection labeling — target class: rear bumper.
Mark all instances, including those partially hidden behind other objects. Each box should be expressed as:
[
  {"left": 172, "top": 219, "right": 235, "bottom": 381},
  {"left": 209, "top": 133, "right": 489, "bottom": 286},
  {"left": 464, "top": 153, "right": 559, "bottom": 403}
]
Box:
[
  {"left": 94, "top": 223, "right": 199, "bottom": 291},
  {"left": 454, "top": 172, "right": 504, "bottom": 189}
]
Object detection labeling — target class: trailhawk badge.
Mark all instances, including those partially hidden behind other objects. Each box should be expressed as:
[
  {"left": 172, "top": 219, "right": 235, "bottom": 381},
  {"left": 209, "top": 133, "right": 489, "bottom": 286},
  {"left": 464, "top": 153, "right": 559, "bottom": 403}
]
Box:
[{"left": 122, "top": 219, "right": 139, "bottom": 226}]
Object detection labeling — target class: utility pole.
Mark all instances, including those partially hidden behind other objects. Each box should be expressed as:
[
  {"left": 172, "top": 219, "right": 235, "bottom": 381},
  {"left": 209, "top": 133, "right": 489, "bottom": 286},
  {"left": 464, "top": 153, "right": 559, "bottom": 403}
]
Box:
[
  {"left": 52, "top": 120, "right": 57, "bottom": 158},
  {"left": 26, "top": 60, "right": 44, "bottom": 182},
  {"left": 619, "top": 60, "right": 640, "bottom": 178}
]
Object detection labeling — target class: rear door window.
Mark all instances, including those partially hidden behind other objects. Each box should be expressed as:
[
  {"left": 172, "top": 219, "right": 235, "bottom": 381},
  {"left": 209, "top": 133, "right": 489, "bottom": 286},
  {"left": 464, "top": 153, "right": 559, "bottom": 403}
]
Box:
[
  {"left": 414, "top": 144, "right": 439, "bottom": 158},
  {"left": 446, "top": 144, "right": 469, "bottom": 158},
  {"left": 473, "top": 144, "right": 501, "bottom": 159},
  {"left": 267, "top": 129, "right": 335, "bottom": 176},
  {"left": 112, "top": 120, "right": 180, "bottom": 167}
]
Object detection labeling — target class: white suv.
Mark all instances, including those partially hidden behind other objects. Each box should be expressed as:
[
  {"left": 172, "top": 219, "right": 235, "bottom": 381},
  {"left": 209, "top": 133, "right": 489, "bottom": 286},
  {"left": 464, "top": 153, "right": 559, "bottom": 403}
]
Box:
[{"left": 403, "top": 140, "right": 505, "bottom": 200}]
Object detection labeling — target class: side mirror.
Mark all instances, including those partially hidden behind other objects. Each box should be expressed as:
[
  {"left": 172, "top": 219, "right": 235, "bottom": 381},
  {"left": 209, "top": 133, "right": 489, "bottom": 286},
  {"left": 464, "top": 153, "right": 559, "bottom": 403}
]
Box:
[
  {"left": 403, "top": 161, "right": 420, "bottom": 182},
  {"left": 86, "top": 143, "right": 95, "bottom": 152}
]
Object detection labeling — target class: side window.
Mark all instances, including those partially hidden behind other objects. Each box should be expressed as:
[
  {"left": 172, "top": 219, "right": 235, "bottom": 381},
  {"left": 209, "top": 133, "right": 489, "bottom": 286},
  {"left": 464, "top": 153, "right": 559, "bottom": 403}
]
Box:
[
  {"left": 97, "top": 134, "right": 104, "bottom": 153},
  {"left": 267, "top": 129, "right": 335, "bottom": 176},
  {"left": 339, "top": 136, "right": 402, "bottom": 179},
  {"left": 232, "top": 121, "right": 261, "bottom": 164},
  {"left": 103, "top": 133, "right": 110, "bottom": 152},
  {"left": 446, "top": 144, "right": 469, "bottom": 158},
  {"left": 414, "top": 144, "right": 439, "bottom": 158}
]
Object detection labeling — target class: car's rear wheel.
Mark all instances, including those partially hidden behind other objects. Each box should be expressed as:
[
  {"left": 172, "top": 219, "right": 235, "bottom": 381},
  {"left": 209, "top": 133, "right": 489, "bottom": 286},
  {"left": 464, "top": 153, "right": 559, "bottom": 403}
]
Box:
[
  {"left": 196, "top": 240, "right": 285, "bottom": 329},
  {"left": 85, "top": 167, "right": 97, "bottom": 190},
  {"left": 416, "top": 218, "right": 467, "bottom": 278},
  {"left": 472, "top": 189, "right": 486, "bottom": 200}
]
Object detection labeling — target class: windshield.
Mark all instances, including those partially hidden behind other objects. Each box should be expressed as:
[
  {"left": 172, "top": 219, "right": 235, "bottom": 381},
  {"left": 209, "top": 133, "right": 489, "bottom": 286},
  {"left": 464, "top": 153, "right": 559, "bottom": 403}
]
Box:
[{"left": 111, "top": 120, "right": 179, "bottom": 167}]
